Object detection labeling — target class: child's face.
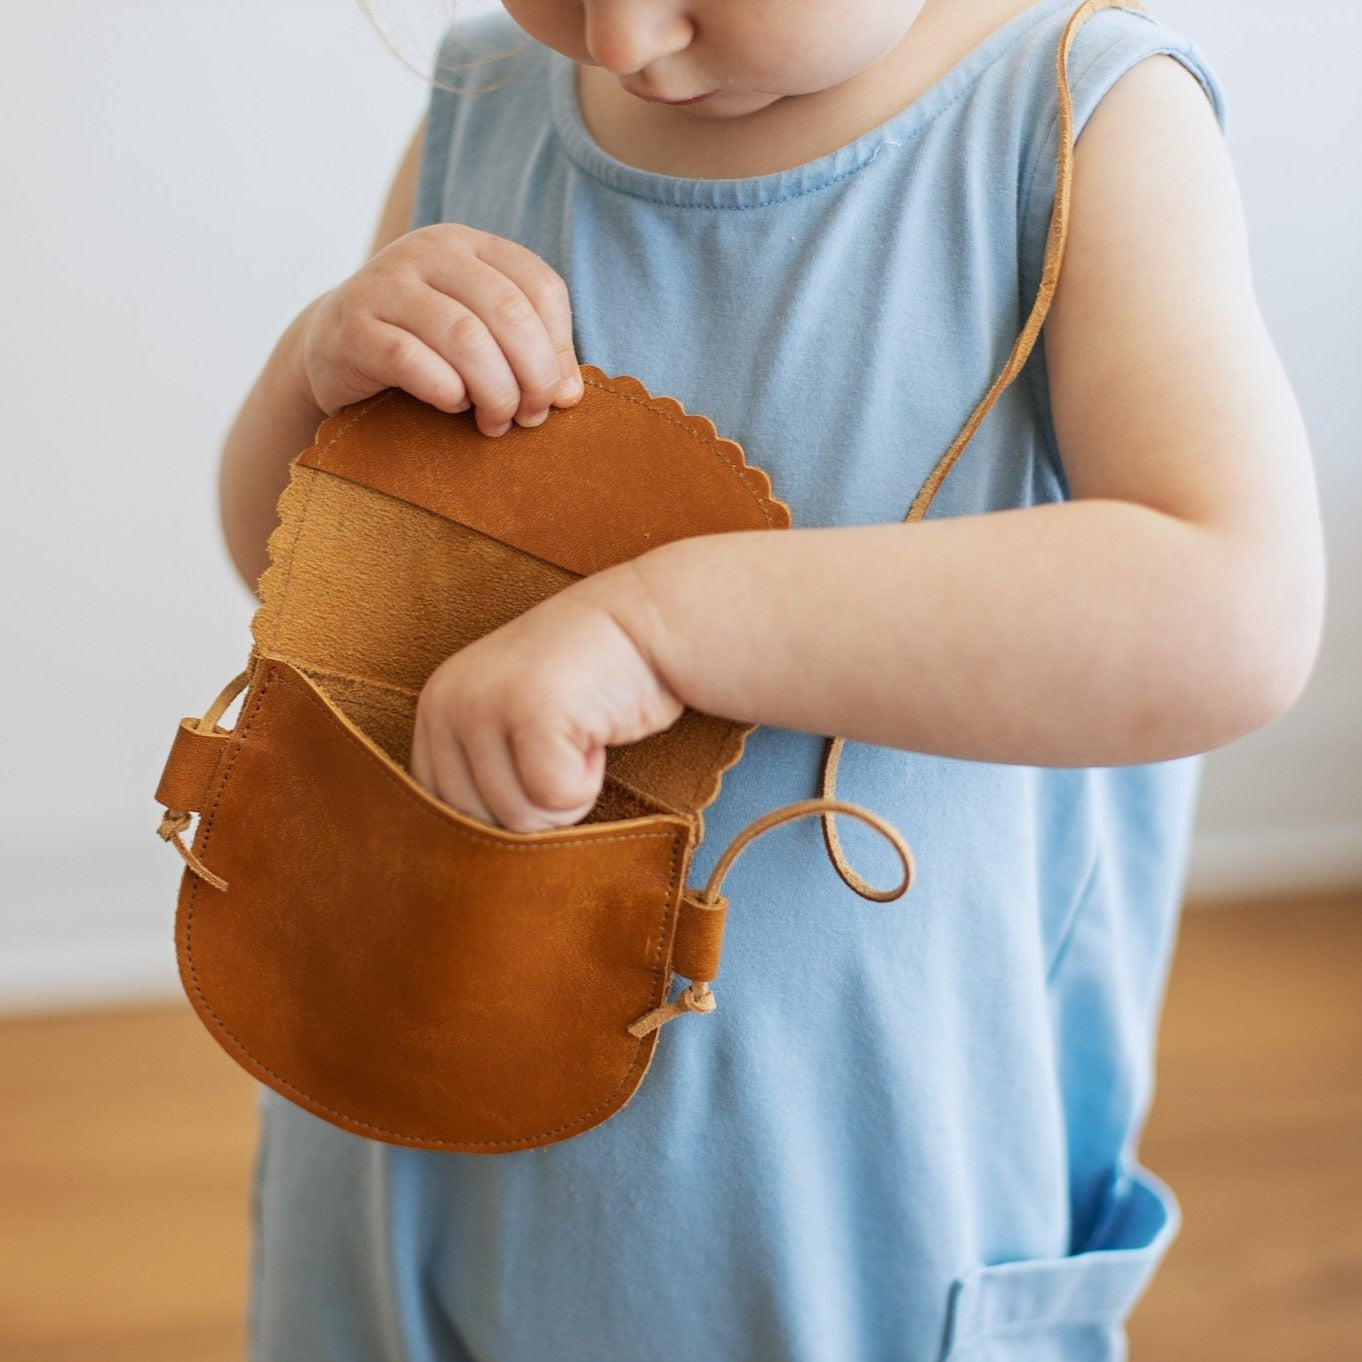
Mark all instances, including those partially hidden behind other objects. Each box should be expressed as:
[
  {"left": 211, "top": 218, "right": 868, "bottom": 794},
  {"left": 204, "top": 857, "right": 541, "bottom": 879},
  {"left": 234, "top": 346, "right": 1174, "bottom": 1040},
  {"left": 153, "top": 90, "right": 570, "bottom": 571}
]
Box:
[{"left": 502, "top": 0, "right": 934, "bottom": 120}]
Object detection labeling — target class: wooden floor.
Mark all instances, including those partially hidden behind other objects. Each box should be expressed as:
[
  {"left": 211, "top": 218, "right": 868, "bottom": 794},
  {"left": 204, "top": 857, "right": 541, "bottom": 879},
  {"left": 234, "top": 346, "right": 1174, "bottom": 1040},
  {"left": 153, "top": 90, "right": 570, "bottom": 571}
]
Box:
[{"left": 2, "top": 893, "right": 1359, "bottom": 1362}]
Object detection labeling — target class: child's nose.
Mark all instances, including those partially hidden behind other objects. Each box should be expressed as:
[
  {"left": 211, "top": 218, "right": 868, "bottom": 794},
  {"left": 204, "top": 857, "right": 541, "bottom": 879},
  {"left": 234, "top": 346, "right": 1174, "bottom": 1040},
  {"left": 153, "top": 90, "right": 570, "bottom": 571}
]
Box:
[{"left": 582, "top": 0, "right": 694, "bottom": 76}]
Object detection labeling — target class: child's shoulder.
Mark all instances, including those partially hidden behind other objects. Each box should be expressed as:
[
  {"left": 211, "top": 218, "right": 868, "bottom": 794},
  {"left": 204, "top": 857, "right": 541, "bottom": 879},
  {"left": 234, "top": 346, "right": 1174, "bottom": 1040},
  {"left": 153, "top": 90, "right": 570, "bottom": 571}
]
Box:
[
  {"left": 1007, "top": 0, "right": 1228, "bottom": 133},
  {"left": 1010, "top": 1, "right": 1230, "bottom": 338}
]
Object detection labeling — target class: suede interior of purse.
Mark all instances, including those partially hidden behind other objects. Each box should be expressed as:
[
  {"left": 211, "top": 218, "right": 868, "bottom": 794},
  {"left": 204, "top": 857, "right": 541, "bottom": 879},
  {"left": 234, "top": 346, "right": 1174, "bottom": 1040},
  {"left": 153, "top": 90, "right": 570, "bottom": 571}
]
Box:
[{"left": 250, "top": 373, "right": 793, "bottom": 836}]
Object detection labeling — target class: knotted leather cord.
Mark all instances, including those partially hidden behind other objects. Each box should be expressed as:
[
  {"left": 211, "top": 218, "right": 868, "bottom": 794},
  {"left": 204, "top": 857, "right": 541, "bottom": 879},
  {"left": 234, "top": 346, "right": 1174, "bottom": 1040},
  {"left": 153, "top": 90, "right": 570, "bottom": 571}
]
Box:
[
  {"left": 155, "top": 666, "right": 251, "bottom": 891},
  {"left": 816, "top": 0, "right": 1144, "bottom": 898},
  {"left": 627, "top": 797, "right": 914, "bottom": 1036}
]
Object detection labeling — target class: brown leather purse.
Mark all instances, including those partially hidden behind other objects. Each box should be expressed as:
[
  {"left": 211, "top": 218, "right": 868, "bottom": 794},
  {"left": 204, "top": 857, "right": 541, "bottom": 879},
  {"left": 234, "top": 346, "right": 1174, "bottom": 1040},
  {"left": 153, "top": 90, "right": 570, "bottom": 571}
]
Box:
[
  {"left": 153, "top": 373, "right": 914, "bottom": 1154},
  {"left": 153, "top": 0, "right": 1119, "bottom": 1154}
]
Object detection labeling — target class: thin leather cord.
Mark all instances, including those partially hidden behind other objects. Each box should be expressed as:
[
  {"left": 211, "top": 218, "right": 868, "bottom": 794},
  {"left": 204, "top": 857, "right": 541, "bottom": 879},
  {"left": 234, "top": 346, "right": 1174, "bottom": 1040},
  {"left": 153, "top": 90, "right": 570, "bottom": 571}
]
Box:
[
  {"left": 704, "top": 797, "right": 914, "bottom": 906},
  {"left": 201, "top": 667, "right": 251, "bottom": 731},
  {"left": 626, "top": 976, "right": 717, "bottom": 1037},
  {"left": 157, "top": 810, "right": 230, "bottom": 891},
  {"left": 816, "top": 0, "right": 1145, "bottom": 898},
  {"left": 629, "top": 799, "right": 917, "bottom": 1035}
]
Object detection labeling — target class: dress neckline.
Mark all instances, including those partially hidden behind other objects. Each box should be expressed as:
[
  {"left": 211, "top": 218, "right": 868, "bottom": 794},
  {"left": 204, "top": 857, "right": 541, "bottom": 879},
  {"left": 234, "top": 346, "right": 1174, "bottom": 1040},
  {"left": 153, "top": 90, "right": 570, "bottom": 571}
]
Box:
[{"left": 548, "top": 0, "right": 1079, "bottom": 209}]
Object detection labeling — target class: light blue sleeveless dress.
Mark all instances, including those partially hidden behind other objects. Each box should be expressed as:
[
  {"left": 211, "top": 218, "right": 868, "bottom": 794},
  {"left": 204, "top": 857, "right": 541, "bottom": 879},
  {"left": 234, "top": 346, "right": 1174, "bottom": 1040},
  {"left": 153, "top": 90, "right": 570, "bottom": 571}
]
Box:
[{"left": 247, "top": 3, "right": 1229, "bottom": 1358}]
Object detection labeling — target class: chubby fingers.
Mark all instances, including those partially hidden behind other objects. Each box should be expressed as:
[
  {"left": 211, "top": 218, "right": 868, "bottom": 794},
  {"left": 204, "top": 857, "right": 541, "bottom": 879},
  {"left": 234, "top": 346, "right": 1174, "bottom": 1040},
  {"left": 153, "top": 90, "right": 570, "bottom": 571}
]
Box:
[
  {"left": 410, "top": 699, "right": 605, "bottom": 834},
  {"left": 408, "top": 727, "right": 497, "bottom": 827},
  {"left": 389, "top": 257, "right": 573, "bottom": 436},
  {"left": 410, "top": 234, "right": 582, "bottom": 435}
]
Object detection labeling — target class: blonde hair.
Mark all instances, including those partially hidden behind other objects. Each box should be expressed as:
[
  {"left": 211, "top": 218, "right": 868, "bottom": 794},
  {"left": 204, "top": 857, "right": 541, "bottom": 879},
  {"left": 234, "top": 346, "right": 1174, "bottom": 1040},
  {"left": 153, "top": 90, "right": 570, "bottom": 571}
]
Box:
[{"left": 354, "top": 0, "right": 534, "bottom": 95}]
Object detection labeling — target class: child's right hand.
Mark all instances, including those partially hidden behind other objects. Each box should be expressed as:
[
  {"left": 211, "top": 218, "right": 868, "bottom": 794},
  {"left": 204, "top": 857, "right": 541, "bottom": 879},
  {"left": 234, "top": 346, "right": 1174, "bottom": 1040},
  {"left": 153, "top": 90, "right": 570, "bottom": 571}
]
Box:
[{"left": 299, "top": 223, "right": 584, "bottom": 438}]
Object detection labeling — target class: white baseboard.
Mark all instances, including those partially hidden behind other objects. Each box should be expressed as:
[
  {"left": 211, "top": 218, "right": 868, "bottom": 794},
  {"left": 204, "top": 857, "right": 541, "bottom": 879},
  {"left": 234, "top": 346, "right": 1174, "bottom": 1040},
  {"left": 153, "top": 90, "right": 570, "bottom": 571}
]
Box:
[
  {"left": 0, "top": 938, "right": 181, "bottom": 1017},
  {"left": 1185, "top": 821, "right": 1362, "bottom": 903}
]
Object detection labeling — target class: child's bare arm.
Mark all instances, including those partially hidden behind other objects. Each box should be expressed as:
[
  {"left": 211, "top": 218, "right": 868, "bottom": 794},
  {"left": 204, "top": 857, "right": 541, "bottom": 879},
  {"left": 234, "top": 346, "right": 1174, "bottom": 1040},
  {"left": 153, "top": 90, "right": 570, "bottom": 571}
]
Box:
[
  {"left": 408, "top": 56, "right": 1324, "bottom": 827},
  {"left": 610, "top": 56, "right": 1326, "bottom": 767}
]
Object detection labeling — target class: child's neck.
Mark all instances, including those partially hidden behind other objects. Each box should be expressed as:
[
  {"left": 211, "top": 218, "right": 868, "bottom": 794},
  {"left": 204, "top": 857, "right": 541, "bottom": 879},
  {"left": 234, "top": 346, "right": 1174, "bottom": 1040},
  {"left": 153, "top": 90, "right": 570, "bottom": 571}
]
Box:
[{"left": 574, "top": 0, "right": 1047, "bottom": 180}]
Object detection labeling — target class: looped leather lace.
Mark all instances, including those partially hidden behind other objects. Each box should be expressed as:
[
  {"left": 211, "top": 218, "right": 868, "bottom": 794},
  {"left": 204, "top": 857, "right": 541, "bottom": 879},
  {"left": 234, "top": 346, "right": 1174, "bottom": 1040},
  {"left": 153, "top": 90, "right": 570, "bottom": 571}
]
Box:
[
  {"left": 157, "top": 809, "right": 229, "bottom": 892},
  {"left": 707, "top": 796, "right": 914, "bottom": 906},
  {"left": 200, "top": 666, "right": 253, "bottom": 729},
  {"left": 626, "top": 797, "right": 916, "bottom": 1036}
]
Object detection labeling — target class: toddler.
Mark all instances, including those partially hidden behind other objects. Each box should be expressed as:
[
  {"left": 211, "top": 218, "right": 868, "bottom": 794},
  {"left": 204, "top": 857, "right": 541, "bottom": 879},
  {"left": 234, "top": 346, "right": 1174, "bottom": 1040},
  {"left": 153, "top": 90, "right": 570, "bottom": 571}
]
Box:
[{"left": 218, "top": 1, "right": 1325, "bottom": 1358}]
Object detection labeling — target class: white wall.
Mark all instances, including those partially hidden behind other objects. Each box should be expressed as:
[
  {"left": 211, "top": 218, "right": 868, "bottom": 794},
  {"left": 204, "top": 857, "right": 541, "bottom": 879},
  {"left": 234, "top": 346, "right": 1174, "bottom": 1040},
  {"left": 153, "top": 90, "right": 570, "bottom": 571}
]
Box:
[
  {"left": 1, "top": 1, "right": 1357, "bottom": 1014},
  {"left": 1155, "top": 0, "right": 1362, "bottom": 894}
]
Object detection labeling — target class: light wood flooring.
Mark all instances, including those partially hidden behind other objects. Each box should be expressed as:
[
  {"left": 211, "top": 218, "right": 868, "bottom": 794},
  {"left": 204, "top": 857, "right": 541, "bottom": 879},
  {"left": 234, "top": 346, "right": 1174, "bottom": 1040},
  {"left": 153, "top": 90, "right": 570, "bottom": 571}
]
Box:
[{"left": 2, "top": 892, "right": 1359, "bottom": 1361}]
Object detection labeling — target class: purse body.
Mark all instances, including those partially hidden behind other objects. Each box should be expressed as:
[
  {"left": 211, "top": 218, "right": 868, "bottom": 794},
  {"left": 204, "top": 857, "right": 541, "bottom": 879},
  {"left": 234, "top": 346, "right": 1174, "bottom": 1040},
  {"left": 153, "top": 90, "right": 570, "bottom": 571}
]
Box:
[
  {"left": 176, "top": 651, "right": 698, "bottom": 1152},
  {"left": 159, "top": 373, "right": 791, "bottom": 1152}
]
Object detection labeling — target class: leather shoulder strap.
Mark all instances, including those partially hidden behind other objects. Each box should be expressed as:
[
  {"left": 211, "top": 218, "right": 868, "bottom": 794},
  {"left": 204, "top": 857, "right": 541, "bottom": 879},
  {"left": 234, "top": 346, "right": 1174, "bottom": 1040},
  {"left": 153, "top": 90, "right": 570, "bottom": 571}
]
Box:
[{"left": 906, "top": 0, "right": 1147, "bottom": 523}]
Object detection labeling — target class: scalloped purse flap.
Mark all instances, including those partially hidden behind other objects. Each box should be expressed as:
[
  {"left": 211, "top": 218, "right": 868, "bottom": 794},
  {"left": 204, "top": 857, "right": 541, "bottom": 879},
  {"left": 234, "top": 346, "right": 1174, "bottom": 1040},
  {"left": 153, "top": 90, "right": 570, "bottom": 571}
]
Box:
[{"left": 250, "top": 369, "right": 791, "bottom": 828}]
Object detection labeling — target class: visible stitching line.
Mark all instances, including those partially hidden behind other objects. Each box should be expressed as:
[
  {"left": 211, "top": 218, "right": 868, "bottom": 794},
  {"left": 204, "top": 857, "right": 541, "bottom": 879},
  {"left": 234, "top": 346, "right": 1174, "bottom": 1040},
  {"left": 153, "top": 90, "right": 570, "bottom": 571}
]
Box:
[
  {"left": 309, "top": 390, "right": 398, "bottom": 474},
  {"left": 274, "top": 662, "right": 682, "bottom": 850},
  {"left": 184, "top": 662, "right": 691, "bottom": 1149},
  {"left": 948, "top": 1309, "right": 1135, "bottom": 1356},
  {"left": 556, "top": 145, "right": 903, "bottom": 212}
]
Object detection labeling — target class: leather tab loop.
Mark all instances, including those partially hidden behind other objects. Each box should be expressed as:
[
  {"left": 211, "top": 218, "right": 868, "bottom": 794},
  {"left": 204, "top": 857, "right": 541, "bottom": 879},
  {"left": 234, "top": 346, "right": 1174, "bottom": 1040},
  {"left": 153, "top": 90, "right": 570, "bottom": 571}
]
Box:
[
  {"left": 154, "top": 719, "right": 230, "bottom": 814},
  {"left": 153, "top": 669, "right": 248, "bottom": 893},
  {"left": 671, "top": 889, "right": 729, "bottom": 985}
]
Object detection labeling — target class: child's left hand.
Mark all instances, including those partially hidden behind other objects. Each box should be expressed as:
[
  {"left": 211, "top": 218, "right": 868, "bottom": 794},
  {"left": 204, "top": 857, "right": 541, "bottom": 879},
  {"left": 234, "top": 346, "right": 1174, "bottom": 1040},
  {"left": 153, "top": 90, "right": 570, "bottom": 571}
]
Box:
[{"left": 409, "top": 570, "right": 684, "bottom": 832}]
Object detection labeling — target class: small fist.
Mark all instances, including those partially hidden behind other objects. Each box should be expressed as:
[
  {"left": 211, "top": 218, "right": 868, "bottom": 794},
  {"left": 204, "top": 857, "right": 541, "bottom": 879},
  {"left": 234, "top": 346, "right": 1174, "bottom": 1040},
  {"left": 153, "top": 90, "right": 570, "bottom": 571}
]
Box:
[{"left": 409, "top": 572, "right": 684, "bottom": 833}]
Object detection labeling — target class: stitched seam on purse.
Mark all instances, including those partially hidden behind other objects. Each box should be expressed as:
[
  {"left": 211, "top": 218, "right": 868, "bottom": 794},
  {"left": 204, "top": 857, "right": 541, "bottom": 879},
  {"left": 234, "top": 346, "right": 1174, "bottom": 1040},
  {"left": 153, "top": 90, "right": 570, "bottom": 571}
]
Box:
[
  {"left": 296, "top": 661, "right": 420, "bottom": 701},
  {"left": 274, "top": 662, "right": 682, "bottom": 850},
  {"left": 183, "top": 662, "right": 689, "bottom": 1149}
]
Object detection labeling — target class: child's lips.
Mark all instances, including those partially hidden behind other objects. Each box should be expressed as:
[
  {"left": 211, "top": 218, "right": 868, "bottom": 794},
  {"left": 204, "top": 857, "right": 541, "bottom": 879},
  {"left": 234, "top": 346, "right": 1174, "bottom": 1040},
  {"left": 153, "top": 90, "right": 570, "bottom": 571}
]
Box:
[{"left": 629, "top": 87, "right": 716, "bottom": 106}]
